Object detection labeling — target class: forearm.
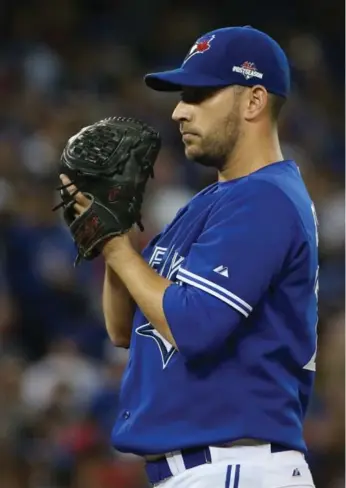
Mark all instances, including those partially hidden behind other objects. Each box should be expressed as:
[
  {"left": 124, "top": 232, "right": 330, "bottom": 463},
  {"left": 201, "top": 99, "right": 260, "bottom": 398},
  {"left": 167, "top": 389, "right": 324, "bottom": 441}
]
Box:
[
  {"left": 102, "top": 263, "right": 135, "bottom": 347},
  {"left": 103, "top": 237, "right": 177, "bottom": 348}
]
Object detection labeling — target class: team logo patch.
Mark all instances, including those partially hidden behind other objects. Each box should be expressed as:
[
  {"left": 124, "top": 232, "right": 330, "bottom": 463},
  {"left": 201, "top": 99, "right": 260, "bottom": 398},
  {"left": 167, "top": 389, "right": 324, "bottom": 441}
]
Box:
[
  {"left": 182, "top": 34, "right": 215, "bottom": 65},
  {"left": 232, "top": 61, "right": 263, "bottom": 80},
  {"left": 136, "top": 247, "right": 183, "bottom": 369},
  {"left": 136, "top": 322, "right": 176, "bottom": 369}
]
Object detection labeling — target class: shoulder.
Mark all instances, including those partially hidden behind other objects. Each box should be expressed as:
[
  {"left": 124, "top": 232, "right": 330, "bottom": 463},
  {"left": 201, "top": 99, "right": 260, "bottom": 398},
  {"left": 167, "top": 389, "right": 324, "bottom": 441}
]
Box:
[
  {"left": 214, "top": 176, "right": 298, "bottom": 221},
  {"left": 188, "top": 181, "right": 219, "bottom": 204}
]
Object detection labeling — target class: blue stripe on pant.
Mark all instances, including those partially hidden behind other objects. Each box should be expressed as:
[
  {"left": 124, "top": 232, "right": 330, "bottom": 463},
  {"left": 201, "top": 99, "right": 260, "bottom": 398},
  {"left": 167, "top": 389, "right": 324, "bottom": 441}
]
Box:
[
  {"left": 225, "top": 465, "right": 232, "bottom": 488},
  {"left": 225, "top": 464, "right": 240, "bottom": 488},
  {"left": 234, "top": 465, "right": 240, "bottom": 488}
]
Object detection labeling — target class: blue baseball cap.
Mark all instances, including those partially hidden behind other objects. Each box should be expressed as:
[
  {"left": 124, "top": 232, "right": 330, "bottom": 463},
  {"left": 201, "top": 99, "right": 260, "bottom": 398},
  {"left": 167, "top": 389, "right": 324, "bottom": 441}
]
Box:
[{"left": 144, "top": 26, "right": 290, "bottom": 98}]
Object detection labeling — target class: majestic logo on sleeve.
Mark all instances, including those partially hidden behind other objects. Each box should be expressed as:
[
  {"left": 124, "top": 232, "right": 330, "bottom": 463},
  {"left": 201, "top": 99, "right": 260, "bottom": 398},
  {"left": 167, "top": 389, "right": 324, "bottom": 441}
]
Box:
[
  {"left": 182, "top": 34, "right": 215, "bottom": 65},
  {"left": 232, "top": 61, "right": 263, "bottom": 80},
  {"left": 135, "top": 247, "right": 185, "bottom": 369}
]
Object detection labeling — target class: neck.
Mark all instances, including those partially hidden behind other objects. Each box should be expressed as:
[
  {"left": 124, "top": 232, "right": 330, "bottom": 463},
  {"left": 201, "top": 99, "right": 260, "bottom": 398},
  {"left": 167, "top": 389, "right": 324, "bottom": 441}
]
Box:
[{"left": 218, "top": 125, "right": 284, "bottom": 182}]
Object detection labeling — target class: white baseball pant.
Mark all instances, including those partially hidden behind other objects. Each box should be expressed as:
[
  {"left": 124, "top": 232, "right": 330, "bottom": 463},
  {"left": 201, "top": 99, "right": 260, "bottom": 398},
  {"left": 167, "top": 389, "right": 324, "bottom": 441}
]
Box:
[{"left": 152, "top": 443, "right": 315, "bottom": 488}]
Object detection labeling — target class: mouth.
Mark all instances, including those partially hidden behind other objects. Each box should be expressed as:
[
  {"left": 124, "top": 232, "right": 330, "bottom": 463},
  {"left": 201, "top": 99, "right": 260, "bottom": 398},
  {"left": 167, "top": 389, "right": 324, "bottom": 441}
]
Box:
[
  {"left": 180, "top": 127, "right": 199, "bottom": 136},
  {"left": 181, "top": 131, "right": 199, "bottom": 139},
  {"left": 182, "top": 133, "right": 198, "bottom": 144}
]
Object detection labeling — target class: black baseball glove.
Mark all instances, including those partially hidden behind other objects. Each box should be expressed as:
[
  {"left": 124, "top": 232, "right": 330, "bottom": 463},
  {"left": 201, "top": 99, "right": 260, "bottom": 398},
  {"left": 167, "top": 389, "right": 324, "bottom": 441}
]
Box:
[{"left": 53, "top": 117, "right": 161, "bottom": 264}]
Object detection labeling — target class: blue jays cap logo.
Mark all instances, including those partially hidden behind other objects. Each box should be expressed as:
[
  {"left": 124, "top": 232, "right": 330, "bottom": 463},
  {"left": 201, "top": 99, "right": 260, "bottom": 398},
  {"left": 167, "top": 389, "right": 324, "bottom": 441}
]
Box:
[{"left": 182, "top": 34, "right": 215, "bottom": 66}]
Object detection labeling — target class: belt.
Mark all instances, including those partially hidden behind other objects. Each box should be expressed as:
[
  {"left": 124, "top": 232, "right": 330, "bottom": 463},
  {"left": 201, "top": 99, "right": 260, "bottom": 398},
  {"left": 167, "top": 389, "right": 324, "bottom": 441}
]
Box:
[{"left": 145, "top": 443, "right": 288, "bottom": 486}]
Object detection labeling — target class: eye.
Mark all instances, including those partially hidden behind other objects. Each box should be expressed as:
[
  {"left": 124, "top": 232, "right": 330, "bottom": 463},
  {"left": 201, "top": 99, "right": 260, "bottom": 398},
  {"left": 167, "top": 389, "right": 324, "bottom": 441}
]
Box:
[{"left": 180, "top": 87, "right": 219, "bottom": 104}]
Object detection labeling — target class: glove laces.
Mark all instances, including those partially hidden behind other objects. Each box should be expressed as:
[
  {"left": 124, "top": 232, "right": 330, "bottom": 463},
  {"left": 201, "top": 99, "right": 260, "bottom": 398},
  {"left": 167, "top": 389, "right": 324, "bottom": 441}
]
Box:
[{"left": 52, "top": 180, "right": 78, "bottom": 211}]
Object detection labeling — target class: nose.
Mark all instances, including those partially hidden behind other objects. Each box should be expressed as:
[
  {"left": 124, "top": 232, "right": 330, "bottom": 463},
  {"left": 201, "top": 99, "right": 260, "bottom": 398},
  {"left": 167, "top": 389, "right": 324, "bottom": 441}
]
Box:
[{"left": 172, "top": 101, "right": 192, "bottom": 123}]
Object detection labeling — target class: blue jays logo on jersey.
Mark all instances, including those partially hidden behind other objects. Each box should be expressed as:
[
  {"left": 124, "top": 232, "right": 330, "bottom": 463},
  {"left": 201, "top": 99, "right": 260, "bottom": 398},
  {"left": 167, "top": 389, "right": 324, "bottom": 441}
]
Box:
[
  {"left": 135, "top": 246, "right": 184, "bottom": 369},
  {"left": 136, "top": 322, "right": 176, "bottom": 369}
]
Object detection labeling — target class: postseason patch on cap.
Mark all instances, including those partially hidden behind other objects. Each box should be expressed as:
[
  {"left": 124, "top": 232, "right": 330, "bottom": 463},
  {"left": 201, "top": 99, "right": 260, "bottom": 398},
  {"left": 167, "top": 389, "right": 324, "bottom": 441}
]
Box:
[{"left": 232, "top": 61, "right": 263, "bottom": 80}]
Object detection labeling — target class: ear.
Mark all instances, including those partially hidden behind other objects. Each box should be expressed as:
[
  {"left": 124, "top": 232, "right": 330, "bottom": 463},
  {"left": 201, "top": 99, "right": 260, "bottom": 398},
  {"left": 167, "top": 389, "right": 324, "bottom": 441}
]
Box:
[{"left": 243, "top": 85, "right": 268, "bottom": 121}]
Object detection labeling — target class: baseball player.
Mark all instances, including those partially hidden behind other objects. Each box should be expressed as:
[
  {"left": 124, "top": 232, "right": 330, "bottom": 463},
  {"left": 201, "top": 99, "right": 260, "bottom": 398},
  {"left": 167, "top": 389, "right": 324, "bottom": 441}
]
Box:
[{"left": 61, "top": 26, "right": 318, "bottom": 488}]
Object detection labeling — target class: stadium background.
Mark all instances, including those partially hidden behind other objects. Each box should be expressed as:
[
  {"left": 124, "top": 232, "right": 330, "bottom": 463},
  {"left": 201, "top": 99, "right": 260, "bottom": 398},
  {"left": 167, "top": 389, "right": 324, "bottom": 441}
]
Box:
[{"left": 0, "top": 1, "right": 344, "bottom": 487}]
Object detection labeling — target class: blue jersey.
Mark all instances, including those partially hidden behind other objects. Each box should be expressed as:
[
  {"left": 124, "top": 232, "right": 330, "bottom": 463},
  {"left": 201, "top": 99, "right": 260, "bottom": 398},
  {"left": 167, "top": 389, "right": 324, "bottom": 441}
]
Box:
[{"left": 111, "top": 160, "right": 318, "bottom": 456}]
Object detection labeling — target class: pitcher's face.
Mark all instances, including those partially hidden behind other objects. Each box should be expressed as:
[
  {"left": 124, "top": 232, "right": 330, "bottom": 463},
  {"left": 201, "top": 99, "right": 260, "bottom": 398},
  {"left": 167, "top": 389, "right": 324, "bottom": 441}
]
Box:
[{"left": 172, "top": 86, "right": 244, "bottom": 170}]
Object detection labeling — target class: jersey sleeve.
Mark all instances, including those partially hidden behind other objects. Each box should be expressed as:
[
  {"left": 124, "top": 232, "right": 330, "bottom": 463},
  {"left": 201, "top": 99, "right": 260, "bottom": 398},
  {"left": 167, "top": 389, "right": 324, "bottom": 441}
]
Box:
[{"left": 163, "top": 179, "right": 298, "bottom": 360}]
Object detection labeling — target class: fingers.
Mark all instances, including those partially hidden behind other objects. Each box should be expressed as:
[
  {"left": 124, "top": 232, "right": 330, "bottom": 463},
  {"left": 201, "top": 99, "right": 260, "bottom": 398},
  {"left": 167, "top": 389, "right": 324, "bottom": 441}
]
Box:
[
  {"left": 60, "top": 174, "right": 91, "bottom": 216},
  {"left": 74, "top": 203, "right": 85, "bottom": 215},
  {"left": 60, "top": 174, "right": 91, "bottom": 207}
]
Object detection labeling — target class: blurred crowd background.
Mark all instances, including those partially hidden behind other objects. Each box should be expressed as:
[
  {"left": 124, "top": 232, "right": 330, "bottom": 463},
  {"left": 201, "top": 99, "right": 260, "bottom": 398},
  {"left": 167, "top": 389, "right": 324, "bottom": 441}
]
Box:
[{"left": 0, "top": 1, "right": 344, "bottom": 487}]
